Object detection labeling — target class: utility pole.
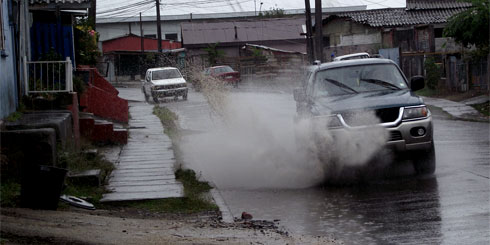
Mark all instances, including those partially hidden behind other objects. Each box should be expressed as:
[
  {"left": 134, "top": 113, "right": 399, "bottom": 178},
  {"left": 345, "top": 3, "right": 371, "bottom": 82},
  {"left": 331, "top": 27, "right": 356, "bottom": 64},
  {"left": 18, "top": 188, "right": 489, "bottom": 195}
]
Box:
[
  {"left": 314, "top": 0, "right": 323, "bottom": 62},
  {"left": 140, "top": 12, "right": 144, "bottom": 52},
  {"left": 155, "top": 0, "right": 162, "bottom": 52},
  {"left": 90, "top": 0, "right": 96, "bottom": 29},
  {"left": 304, "top": 0, "right": 314, "bottom": 64}
]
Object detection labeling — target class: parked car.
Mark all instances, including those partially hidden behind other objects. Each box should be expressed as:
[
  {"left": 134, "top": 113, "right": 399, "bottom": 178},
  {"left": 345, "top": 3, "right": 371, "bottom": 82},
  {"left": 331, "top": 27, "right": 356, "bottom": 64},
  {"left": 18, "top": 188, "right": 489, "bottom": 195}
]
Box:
[
  {"left": 142, "top": 67, "right": 188, "bottom": 103},
  {"left": 294, "top": 58, "right": 435, "bottom": 175},
  {"left": 333, "top": 52, "right": 370, "bottom": 61},
  {"left": 204, "top": 65, "right": 241, "bottom": 86}
]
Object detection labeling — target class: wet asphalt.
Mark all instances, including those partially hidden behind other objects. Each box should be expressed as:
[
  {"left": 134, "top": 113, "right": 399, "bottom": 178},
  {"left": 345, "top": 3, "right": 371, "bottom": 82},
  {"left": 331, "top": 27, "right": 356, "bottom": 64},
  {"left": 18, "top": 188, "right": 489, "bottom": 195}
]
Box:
[{"left": 131, "top": 86, "right": 489, "bottom": 245}]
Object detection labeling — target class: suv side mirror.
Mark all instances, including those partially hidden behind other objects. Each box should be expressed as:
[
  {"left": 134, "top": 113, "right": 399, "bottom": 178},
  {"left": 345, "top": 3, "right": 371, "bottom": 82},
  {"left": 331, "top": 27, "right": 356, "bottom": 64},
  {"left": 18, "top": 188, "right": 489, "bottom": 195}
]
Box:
[
  {"left": 293, "top": 87, "right": 306, "bottom": 102},
  {"left": 410, "top": 75, "right": 425, "bottom": 92}
]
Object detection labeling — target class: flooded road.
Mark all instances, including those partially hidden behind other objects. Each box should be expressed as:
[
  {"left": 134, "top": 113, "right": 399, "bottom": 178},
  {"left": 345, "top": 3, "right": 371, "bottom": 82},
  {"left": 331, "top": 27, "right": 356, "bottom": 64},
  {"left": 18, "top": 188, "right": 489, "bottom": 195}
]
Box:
[{"left": 161, "top": 86, "right": 489, "bottom": 244}]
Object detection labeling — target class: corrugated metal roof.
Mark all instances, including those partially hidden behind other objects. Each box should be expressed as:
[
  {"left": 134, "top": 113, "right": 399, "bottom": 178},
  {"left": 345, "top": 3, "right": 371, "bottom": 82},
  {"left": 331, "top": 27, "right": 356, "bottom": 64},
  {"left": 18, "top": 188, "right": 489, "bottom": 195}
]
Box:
[
  {"left": 30, "top": 0, "right": 90, "bottom": 4},
  {"left": 181, "top": 18, "right": 305, "bottom": 45},
  {"left": 406, "top": 0, "right": 472, "bottom": 10},
  {"left": 332, "top": 7, "right": 468, "bottom": 27}
]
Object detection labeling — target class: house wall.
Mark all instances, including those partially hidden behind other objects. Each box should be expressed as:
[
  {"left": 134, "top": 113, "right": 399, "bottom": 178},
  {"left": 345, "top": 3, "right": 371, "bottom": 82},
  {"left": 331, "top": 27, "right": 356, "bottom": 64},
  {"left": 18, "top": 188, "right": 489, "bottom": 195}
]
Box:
[
  {"left": 97, "top": 20, "right": 182, "bottom": 42},
  {"left": 0, "top": 0, "right": 18, "bottom": 119},
  {"left": 322, "top": 18, "right": 382, "bottom": 60},
  {"left": 102, "top": 35, "right": 182, "bottom": 53}
]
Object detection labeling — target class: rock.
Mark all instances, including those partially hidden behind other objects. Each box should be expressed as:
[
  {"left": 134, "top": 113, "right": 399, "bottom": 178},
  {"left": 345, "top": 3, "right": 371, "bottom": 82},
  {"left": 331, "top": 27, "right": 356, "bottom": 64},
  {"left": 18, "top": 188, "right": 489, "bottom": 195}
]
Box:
[{"left": 241, "top": 212, "right": 253, "bottom": 220}]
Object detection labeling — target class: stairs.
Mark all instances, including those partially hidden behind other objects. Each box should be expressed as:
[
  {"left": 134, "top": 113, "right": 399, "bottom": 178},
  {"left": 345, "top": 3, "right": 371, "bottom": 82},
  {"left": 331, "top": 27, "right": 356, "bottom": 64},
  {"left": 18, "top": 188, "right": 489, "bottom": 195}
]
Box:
[{"left": 79, "top": 112, "right": 128, "bottom": 144}]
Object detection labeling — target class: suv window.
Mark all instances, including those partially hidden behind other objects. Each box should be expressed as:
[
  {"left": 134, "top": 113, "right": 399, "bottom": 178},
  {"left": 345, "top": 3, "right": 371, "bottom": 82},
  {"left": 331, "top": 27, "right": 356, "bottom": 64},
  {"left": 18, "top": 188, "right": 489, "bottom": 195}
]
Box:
[
  {"left": 313, "top": 64, "right": 408, "bottom": 97},
  {"left": 152, "top": 69, "right": 182, "bottom": 80}
]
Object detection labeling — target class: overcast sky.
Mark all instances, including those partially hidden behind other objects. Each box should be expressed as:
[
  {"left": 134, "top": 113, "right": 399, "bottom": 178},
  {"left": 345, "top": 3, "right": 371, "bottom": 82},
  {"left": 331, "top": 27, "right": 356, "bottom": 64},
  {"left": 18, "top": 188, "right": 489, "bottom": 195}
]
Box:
[{"left": 97, "top": 0, "right": 406, "bottom": 18}]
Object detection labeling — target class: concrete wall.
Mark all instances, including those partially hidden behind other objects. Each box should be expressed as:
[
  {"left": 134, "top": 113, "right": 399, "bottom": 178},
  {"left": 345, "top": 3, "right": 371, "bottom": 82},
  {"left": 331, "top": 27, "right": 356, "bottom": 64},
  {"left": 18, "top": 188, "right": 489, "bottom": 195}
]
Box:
[
  {"left": 322, "top": 18, "right": 381, "bottom": 60},
  {"left": 0, "top": 0, "right": 18, "bottom": 119}
]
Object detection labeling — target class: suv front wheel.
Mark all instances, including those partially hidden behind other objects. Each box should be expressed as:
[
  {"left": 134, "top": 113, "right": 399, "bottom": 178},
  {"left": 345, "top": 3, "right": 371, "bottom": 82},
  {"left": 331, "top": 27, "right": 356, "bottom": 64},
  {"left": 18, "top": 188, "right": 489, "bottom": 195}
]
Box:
[{"left": 412, "top": 142, "right": 436, "bottom": 175}]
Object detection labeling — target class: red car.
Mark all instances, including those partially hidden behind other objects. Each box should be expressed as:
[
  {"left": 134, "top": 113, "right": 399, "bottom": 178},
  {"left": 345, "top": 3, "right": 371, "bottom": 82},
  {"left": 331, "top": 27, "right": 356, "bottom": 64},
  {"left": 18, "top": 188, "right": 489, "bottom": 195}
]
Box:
[{"left": 204, "top": 65, "right": 241, "bottom": 87}]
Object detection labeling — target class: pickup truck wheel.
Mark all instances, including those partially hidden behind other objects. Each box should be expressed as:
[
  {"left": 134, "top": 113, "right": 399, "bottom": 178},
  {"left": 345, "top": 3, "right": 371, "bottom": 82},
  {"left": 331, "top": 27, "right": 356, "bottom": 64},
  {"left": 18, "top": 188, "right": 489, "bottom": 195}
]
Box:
[
  {"left": 183, "top": 92, "right": 188, "bottom": 100},
  {"left": 413, "top": 142, "right": 436, "bottom": 175}
]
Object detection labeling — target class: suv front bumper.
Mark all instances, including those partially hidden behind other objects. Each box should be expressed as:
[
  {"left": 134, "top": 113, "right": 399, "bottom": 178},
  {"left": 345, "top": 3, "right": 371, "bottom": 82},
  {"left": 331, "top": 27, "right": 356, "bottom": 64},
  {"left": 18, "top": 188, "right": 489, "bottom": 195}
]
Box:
[
  {"left": 324, "top": 116, "right": 433, "bottom": 153},
  {"left": 386, "top": 116, "right": 433, "bottom": 152}
]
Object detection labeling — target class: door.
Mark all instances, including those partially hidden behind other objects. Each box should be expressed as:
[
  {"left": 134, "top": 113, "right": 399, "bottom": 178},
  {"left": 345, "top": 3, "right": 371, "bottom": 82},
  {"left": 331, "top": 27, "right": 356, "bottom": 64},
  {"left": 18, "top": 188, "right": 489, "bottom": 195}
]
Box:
[{"left": 379, "top": 48, "right": 400, "bottom": 66}]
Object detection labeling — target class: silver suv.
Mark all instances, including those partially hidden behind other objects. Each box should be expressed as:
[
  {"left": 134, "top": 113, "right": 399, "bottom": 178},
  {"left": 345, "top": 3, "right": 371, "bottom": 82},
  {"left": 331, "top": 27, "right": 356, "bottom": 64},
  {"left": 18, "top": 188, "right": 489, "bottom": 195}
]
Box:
[{"left": 294, "top": 58, "right": 435, "bottom": 174}]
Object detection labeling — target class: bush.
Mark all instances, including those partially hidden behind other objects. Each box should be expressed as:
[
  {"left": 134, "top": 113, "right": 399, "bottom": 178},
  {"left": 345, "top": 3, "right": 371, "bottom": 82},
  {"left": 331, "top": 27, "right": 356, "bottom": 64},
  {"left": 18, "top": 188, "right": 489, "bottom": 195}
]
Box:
[{"left": 424, "top": 57, "right": 440, "bottom": 90}]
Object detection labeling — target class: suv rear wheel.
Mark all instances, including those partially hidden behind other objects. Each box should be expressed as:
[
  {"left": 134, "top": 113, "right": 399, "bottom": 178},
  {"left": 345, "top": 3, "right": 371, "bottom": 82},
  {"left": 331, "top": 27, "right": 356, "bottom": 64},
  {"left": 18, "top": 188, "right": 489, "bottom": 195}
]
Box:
[{"left": 413, "top": 142, "right": 436, "bottom": 175}]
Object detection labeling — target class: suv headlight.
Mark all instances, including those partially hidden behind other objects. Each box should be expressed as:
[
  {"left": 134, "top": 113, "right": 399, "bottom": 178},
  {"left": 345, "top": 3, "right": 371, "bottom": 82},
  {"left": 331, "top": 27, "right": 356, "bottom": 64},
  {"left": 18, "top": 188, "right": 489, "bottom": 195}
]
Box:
[{"left": 403, "top": 106, "right": 429, "bottom": 120}]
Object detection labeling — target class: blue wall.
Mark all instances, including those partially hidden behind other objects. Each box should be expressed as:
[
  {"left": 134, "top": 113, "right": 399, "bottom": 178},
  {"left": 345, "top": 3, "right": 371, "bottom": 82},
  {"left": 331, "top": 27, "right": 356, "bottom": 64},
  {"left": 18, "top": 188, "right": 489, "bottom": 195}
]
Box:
[{"left": 0, "top": 0, "right": 18, "bottom": 119}]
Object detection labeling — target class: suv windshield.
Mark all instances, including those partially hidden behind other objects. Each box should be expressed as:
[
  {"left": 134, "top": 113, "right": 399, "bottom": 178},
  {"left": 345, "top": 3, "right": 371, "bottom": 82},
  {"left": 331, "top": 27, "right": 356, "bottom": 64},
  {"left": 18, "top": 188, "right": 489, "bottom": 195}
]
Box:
[
  {"left": 313, "top": 64, "right": 408, "bottom": 97},
  {"left": 152, "top": 69, "right": 182, "bottom": 80}
]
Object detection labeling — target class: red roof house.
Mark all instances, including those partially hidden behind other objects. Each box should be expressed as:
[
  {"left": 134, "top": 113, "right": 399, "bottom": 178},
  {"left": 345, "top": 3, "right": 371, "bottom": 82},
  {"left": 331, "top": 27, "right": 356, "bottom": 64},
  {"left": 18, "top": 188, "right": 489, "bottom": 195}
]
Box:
[{"left": 102, "top": 34, "right": 182, "bottom": 53}]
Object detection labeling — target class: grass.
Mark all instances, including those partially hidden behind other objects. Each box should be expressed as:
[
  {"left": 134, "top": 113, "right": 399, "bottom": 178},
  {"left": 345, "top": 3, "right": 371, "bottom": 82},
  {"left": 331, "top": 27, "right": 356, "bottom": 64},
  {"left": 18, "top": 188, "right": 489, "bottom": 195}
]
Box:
[
  {"left": 103, "top": 169, "right": 217, "bottom": 213},
  {"left": 139, "top": 105, "right": 219, "bottom": 213},
  {"left": 471, "top": 102, "right": 490, "bottom": 116},
  {"left": 57, "top": 142, "right": 115, "bottom": 205},
  {"left": 153, "top": 106, "right": 179, "bottom": 139},
  {"left": 415, "top": 87, "right": 438, "bottom": 97},
  {"left": 0, "top": 180, "right": 21, "bottom": 207},
  {"left": 0, "top": 140, "right": 116, "bottom": 208}
]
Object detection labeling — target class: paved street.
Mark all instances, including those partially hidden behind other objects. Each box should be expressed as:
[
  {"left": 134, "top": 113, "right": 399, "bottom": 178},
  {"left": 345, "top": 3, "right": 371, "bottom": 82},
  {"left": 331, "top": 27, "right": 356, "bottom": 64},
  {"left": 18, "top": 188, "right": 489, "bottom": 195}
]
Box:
[{"left": 161, "top": 85, "right": 489, "bottom": 244}]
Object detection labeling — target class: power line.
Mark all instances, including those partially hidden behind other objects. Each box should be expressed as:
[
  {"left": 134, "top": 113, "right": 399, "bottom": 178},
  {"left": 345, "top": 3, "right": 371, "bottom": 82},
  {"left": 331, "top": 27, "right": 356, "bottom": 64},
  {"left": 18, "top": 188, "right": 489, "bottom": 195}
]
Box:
[{"left": 98, "top": 0, "right": 254, "bottom": 17}]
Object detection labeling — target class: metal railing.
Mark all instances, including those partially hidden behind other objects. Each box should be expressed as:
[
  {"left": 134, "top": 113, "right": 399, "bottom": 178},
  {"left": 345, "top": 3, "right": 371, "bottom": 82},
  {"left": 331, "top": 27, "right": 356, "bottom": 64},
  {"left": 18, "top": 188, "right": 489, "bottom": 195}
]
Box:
[{"left": 24, "top": 56, "right": 73, "bottom": 94}]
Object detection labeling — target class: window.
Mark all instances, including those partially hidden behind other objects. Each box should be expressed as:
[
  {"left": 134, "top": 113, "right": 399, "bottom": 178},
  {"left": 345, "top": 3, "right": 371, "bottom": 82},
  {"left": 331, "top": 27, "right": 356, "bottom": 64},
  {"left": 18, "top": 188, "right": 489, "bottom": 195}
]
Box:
[
  {"left": 165, "top": 33, "right": 178, "bottom": 41},
  {"left": 0, "top": 0, "right": 4, "bottom": 51},
  {"left": 434, "top": 28, "right": 444, "bottom": 38},
  {"left": 323, "top": 36, "right": 330, "bottom": 47},
  {"left": 144, "top": 34, "right": 156, "bottom": 39}
]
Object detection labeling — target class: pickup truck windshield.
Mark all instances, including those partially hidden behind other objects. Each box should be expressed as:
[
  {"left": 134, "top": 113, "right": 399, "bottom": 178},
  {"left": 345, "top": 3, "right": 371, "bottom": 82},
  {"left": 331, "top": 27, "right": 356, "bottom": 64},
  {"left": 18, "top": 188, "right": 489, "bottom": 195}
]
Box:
[
  {"left": 313, "top": 64, "right": 408, "bottom": 97},
  {"left": 152, "top": 69, "right": 182, "bottom": 80}
]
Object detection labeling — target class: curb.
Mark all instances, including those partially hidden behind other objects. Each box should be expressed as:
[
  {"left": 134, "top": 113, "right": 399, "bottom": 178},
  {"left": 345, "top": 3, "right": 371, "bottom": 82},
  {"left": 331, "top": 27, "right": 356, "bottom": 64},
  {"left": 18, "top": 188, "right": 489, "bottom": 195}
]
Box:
[{"left": 210, "top": 188, "right": 235, "bottom": 223}]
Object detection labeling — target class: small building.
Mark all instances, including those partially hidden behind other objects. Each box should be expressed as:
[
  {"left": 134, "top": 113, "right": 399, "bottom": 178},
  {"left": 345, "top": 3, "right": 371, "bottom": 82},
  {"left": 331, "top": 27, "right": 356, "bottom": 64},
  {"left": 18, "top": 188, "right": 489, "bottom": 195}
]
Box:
[
  {"left": 181, "top": 18, "right": 307, "bottom": 58},
  {"left": 1, "top": 0, "right": 92, "bottom": 119}
]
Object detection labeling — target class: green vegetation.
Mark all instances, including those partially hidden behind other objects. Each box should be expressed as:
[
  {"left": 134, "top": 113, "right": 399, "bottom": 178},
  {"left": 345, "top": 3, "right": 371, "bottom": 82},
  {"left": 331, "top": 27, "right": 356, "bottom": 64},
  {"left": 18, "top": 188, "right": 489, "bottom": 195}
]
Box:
[
  {"left": 58, "top": 142, "right": 115, "bottom": 205},
  {"left": 153, "top": 106, "right": 179, "bottom": 138},
  {"left": 5, "top": 103, "right": 26, "bottom": 122},
  {"left": 5, "top": 111, "right": 22, "bottom": 122},
  {"left": 471, "top": 102, "right": 490, "bottom": 116},
  {"left": 0, "top": 181, "right": 21, "bottom": 207},
  {"left": 423, "top": 57, "right": 441, "bottom": 90},
  {"left": 75, "top": 17, "right": 101, "bottom": 66},
  {"left": 58, "top": 144, "right": 114, "bottom": 174},
  {"left": 203, "top": 43, "right": 224, "bottom": 66},
  {"left": 150, "top": 105, "right": 218, "bottom": 213},
  {"left": 260, "top": 7, "right": 285, "bottom": 18},
  {"left": 105, "top": 169, "right": 217, "bottom": 213},
  {"left": 444, "top": 0, "right": 489, "bottom": 58},
  {"left": 415, "top": 87, "right": 438, "bottom": 97}
]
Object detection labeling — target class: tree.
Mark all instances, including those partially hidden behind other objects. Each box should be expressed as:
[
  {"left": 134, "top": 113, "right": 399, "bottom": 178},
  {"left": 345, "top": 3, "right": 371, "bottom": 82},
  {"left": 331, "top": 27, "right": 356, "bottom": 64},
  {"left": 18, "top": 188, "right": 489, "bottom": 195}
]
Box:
[
  {"left": 443, "top": 0, "right": 489, "bottom": 55},
  {"left": 259, "top": 7, "right": 285, "bottom": 18},
  {"left": 203, "top": 43, "right": 224, "bottom": 66}
]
